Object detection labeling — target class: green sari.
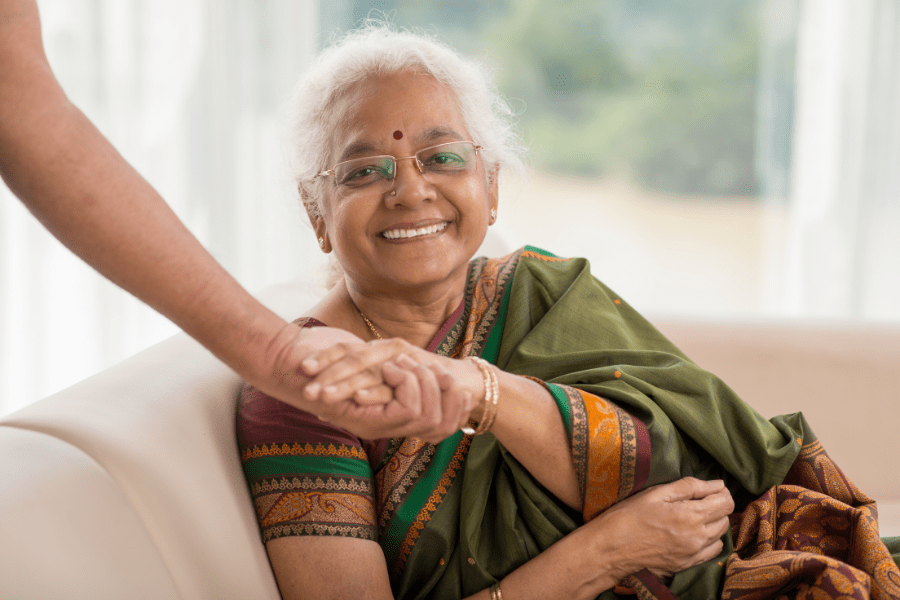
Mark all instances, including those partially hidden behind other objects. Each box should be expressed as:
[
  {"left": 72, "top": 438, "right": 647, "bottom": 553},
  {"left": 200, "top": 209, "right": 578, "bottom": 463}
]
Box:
[{"left": 238, "top": 246, "right": 900, "bottom": 599}]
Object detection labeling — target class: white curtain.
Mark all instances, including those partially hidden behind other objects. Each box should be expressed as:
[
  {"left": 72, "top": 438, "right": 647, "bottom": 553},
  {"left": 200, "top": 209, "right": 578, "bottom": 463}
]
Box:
[
  {"left": 0, "top": 0, "right": 321, "bottom": 415},
  {"left": 785, "top": 0, "right": 900, "bottom": 320}
]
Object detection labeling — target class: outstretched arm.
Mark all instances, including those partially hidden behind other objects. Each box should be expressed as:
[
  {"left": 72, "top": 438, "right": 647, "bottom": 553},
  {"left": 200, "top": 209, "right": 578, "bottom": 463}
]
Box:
[{"left": 0, "top": 0, "right": 307, "bottom": 403}]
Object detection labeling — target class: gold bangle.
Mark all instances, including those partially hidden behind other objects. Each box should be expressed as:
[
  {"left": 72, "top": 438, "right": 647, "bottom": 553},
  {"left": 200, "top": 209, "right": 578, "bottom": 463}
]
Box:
[
  {"left": 489, "top": 582, "right": 503, "bottom": 600},
  {"left": 464, "top": 356, "right": 499, "bottom": 435}
]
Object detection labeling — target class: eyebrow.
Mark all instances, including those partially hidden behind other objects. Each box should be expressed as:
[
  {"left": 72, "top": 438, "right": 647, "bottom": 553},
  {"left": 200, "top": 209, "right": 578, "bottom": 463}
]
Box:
[
  {"left": 336, "top": 126, "right": 466, "bottom": 163},
  {"left": 337, "top": 141, "right": 380, "bottom": 163},
  {"left": 414, "top": 126, "right": 464, "bottom": 145}
]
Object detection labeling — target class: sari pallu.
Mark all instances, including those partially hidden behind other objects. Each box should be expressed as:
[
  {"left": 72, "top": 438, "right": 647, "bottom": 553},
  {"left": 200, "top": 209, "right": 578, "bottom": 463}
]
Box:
[{"left": 238, "top": 246, "right": 900, "bottom": 600}]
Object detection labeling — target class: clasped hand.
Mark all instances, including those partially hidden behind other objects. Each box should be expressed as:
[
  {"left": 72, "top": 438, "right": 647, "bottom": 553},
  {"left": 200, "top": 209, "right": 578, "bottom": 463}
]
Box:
[{"left": 279, "top": 326, "right": 476, "bottom": 442}]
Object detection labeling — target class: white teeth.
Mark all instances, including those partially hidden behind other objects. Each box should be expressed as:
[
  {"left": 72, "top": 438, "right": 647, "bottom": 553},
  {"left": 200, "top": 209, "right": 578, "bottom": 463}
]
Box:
[{"left": 382, "top": 222, "right": 448, "bottom": 240}]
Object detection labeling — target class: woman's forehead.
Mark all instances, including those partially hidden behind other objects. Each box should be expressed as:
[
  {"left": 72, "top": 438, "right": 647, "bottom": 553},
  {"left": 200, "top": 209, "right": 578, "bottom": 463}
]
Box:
[
  {"left": 336, "top": 126, "right": 467, "bottom": 163},
  {"left": 329, "top": 72, "right": 469, "bottom": 161}
]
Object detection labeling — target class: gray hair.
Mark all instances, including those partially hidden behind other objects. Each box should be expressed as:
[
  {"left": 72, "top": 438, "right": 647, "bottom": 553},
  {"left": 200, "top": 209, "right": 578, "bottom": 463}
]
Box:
[{"left": 288, "top": 23, "right": 527, "bottom": 216}]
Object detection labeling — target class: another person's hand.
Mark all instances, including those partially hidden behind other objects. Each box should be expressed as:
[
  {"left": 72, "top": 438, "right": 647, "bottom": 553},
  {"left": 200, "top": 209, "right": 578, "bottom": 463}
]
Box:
[{"left": 585, "top": 477, "right": 734, "bottom": 580}]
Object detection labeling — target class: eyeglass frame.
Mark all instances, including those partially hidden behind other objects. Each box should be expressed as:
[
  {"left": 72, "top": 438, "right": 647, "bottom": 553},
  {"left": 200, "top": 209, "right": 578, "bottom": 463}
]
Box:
[{"left": 317, "top": 141, "right": 483, "bottom": 193}]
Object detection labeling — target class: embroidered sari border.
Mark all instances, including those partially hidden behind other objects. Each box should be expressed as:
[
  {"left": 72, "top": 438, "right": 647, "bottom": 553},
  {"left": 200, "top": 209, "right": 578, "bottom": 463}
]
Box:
[
  {"left": 633, "top": 416, "right": 651, "bottom": 493},
  {"left": 427, "top": 299, "right": 466, "bottom": 353},
  {"left": 242, "top": 442, "right": 368, "bottom": 462},
  {"left": 263, "top": 522, "right": 377, "bottom": 542},
  {"left": 243, "top": 455, "right": 371, "bottom": 480},
  {"left": 481, "top": 280, "right": 513, "bottom": 364},
  {"left": 381, "top": 432, "right": 463, "bottom": 562},
  {"left": 389, "top": 433, "right": 472, "bottom": 577},
  {"left": 543, "top": 382, "right": 588, "bottom": 499}
]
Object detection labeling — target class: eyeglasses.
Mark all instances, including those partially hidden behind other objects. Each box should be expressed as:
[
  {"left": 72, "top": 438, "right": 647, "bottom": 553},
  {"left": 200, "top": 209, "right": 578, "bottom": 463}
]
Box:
[{"left": 318, "top": 141, "right": 482, "bottom": 197}]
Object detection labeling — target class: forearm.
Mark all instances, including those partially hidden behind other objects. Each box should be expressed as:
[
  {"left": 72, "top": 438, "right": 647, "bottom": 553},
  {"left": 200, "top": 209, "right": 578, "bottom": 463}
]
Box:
[
  {"left": 451, "top": 359, "right": 581, "bottom": 509},
  {"left": 490, "top": 371, "right": 581, "bottom": 509},
  {"left": 0, "top": 3, "right": 289, "bottom": 386},
  {"left": 462, "top": 525, "right": 623, "bottom": 600}
]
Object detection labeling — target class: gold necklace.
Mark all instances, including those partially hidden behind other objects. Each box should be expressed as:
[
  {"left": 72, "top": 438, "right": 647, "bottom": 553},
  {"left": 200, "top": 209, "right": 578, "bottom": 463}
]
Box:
[{"left": 357, "top": 308, "right": 383, "bottom": 339}]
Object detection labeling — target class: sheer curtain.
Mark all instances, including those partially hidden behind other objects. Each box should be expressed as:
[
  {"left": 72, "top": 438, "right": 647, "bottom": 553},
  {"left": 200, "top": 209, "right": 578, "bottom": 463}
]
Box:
[
  {"left": 785, "top": 0, "right": 900, "bottom": 320},
  {"left": 0, "top": 0, "right": 321, "bottom": 415},
  {"left": 3, "top": 1, "right": 900, "bottom": 416}
]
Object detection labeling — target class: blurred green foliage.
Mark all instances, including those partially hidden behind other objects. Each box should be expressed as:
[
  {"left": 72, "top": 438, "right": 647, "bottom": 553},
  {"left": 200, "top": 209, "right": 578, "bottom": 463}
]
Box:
[{"left": 325, "top": 0, "right": 776, "bottom": 197}]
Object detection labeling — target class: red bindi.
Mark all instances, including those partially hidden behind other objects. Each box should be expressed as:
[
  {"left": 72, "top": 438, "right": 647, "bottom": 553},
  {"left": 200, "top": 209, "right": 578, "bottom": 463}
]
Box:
[{"left": 393, "top": 130, "right": 403, "bottom": 140}]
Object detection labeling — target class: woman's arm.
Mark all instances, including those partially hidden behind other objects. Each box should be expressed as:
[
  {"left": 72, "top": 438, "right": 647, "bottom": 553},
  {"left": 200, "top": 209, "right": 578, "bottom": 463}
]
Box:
[
  {"left": 266, "top": 477, "right": 733, "bottom": 600},
  {"left": 300, "top": 340, "right": 581, "bottom": 507}
]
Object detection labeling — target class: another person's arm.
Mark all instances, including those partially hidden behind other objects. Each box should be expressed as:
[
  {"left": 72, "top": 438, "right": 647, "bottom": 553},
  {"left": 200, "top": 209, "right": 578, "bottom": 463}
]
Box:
[{"left": 0, "top": 0, "right": 297, "bottom": 392}]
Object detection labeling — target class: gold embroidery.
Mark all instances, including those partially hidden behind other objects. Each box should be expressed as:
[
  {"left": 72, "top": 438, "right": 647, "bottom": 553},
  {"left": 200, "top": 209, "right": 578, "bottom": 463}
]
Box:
[
  {"left": 375, "top": 438, "right": 435, "bottom": 529},
  {"left": 580, "top": 389, "right": 623, "bottom": 521},
  {"left": 242, "top": 442, "right": 368, "bottom": 462},
  {"left": 393, "top": 435, "right": 472, "bottom": 575},
  {"left": 520, "top": 250, "right": 569, "bottom": 262}
]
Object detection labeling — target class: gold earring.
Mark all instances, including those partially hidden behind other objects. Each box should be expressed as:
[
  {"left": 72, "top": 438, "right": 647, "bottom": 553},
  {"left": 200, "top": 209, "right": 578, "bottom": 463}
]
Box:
[
  {"left": 318, "top": 237, "right": 325, "bottom": 249},
  {"left": 390, "top": 191, "right": 397, "bottom": 196}
]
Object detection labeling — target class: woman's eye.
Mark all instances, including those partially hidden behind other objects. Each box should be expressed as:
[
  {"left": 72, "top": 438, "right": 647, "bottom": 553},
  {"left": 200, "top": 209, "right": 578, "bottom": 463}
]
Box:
[
  {"left": 340, "top": 165, "right": 388, "bottom": 186},
  {"left": 426, "top": 152, "right": 464, "bottom": 166}
]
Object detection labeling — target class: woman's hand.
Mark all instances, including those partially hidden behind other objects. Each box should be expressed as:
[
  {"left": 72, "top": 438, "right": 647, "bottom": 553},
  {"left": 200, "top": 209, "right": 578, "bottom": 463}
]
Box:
[
  {"left": 585, "top": 477, "right": 734, "bottom": 580},
  {"left": 299, "top": 337, "right": 475, "bottom": 442}
]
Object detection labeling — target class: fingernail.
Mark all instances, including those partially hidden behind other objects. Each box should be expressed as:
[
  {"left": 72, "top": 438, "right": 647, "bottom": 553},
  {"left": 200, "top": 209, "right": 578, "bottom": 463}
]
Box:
[
  {"left": 305, "top": 383, "right": 320, "bottom": 397},
  {"left": 357, "top": 388, "right": 370, "bottom": 397},
  {"left": 324, "top": 385, "right": 338, "bottom": 395},
  {"left": 303, "top": 358, "right": 318, "bottom": 370}
]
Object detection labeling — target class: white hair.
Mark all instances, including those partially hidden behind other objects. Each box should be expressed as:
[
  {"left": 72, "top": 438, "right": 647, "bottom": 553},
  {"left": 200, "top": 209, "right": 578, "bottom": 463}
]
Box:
[{"left": 288, "top": 22, "right": 527, "bottom": 216}]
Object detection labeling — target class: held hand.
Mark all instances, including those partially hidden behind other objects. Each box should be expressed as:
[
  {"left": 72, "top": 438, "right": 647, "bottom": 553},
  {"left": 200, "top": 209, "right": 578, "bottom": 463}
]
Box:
[
  {"left": 300, "top": 338, "right": 477, "bottom": 442},
  {"left": 587, "top": 477, "right": 734, "bottom": 580},
  {"left": 380, "top": 355, "right": 474, "bottom": 442},
  {"left": 253, "top": 323, "right": 392, "bottom": 413},
  {"left": 300, "top": 337, "right": 441, "bottom": 403},
  {"left": 304, "top": 355, "right": 473, "bottom": 442}
]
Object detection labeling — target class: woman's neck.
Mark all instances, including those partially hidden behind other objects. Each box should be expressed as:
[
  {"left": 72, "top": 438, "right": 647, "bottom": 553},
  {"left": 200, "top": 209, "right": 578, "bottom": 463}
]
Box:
[{"left": 308, "top": 273, "right": 468, "bottom": 348}]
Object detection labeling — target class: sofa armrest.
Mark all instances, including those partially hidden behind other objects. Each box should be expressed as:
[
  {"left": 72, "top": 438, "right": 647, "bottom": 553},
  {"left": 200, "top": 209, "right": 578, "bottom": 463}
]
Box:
[{"left": 0, "top": 427, "right": 180, "bottom": 599}]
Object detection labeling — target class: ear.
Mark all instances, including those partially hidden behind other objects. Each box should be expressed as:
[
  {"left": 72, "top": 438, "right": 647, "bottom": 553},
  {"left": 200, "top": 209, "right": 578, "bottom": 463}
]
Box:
[
  {"left": 488, "top": 166, "right": 500, "bottom": 224},
  {"left": 302, "top": 196, "right": 332, "bottom": 254}
]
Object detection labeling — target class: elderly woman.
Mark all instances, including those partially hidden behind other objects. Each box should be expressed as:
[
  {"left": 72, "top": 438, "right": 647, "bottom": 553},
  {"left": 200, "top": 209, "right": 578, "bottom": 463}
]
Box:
[{"left": 237, "top": 26, "right": 900, "bottom": 600}]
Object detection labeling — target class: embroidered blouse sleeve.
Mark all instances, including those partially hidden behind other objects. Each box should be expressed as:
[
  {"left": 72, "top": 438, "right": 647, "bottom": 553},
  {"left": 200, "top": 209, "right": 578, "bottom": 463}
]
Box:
[{"left": 236, "top": 318, "right": 378, "bottom": 543}]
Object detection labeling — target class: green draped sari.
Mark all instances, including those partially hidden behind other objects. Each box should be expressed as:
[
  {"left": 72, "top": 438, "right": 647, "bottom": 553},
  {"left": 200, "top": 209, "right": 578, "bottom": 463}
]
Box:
[{"left": 238, "top": 246, "right": 900, "bottom": 599}]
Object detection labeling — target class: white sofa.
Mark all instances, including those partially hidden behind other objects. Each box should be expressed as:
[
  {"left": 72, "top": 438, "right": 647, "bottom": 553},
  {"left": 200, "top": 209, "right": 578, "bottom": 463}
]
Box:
[{"left": 1, "top": 280, "right": 898, "bottom": 600}]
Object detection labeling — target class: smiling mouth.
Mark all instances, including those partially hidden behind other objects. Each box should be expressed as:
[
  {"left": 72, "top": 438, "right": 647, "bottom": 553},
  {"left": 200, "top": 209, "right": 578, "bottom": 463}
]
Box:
[{"left": 380, "top": 221, "right": 450, "bottom": 240}]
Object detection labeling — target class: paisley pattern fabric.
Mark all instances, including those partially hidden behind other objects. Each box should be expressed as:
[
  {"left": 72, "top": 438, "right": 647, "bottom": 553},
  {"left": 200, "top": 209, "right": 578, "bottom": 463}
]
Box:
[
  {"left": 722, "top": 440, "right": 900, "bottom": 599},
  {"left": 236, "top": 246, "right": 900, "bottom": 599}
]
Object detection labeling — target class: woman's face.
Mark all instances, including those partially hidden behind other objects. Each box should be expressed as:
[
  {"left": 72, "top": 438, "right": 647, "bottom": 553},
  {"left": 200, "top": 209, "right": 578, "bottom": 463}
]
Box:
[{"left": 313, "top": 70, "right": 498, "bottom": 296}]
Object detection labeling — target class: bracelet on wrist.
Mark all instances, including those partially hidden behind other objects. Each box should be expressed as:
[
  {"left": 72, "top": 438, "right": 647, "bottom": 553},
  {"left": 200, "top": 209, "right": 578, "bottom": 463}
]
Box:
[
  {"left": 489, "top": 582, "right": 504, "bottom": 600},
  {"left": 461, "top": 356, "right": 499, "bottom": 436}
]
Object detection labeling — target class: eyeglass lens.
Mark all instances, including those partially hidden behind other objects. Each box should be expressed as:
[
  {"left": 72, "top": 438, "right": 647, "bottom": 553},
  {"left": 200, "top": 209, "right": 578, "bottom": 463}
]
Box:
[{"left": 334, "top": 142, "right": 477, "bottom": 191}]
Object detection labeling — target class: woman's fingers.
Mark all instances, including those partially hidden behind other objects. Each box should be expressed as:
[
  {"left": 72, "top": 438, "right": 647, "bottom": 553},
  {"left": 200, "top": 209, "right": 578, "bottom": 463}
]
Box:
[
  {"left": 353, "top": 384, "right": 393, "bottom": 405},
  {"left": 302, "top": 347, "right": 471, "bottom": 444},
  {"left": 314, "top": 366, "right": 391, "bottom": 404},
  {"left": 587, "top": 476, "right": 735, "bottom": 578},
  {"left": 682, "top": 537, "right": 726, "bottom": 571},
  {"left": 382, "top": 360, "right": 422, "bottom": 417},
  {"left": 432, "top": 365, "right": 474, "bottom": 432},
  {"left": 400, "top": 356, "right": 443, "bottom": 428},
  {"left": 660, "top": 477, "right": 725, "bottom": 502},
  {"left": 695, "top": 486, "right": 735, "bottom": 525}
]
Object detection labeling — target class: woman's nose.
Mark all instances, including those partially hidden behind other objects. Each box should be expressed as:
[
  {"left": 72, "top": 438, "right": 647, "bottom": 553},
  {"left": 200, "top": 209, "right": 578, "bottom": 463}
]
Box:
[{"left": 386, "top": 158, "right": 433, "bottom": 208}]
